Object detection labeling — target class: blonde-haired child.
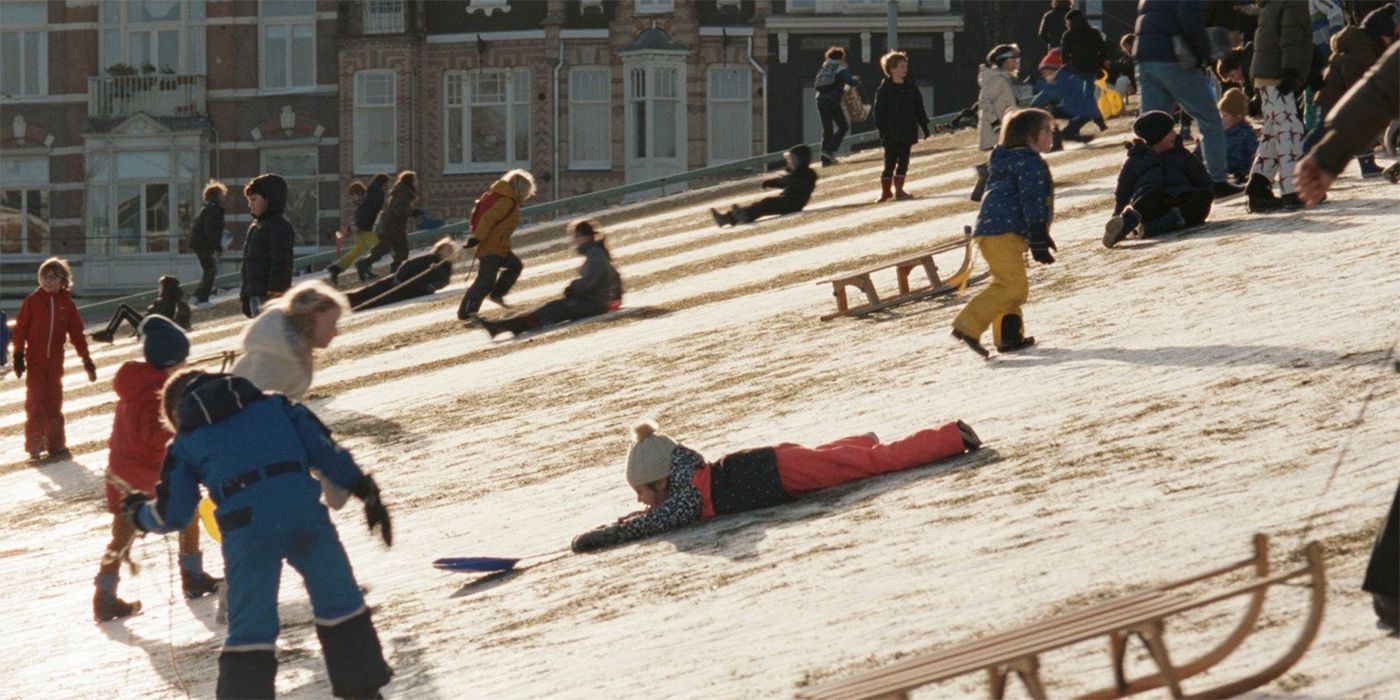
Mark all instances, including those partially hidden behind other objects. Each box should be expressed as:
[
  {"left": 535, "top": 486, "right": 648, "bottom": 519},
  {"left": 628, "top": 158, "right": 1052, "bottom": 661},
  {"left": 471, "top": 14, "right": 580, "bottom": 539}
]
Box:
[{"left": 12, "top": 258, "right": 97, "bottom": 462}]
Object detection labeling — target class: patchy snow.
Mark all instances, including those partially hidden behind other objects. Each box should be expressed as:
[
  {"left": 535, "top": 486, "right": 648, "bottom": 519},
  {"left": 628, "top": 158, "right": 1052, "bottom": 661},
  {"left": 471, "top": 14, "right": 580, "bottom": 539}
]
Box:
[{"left": 2, "top": 124, "right": 1399, "bottom": 699}]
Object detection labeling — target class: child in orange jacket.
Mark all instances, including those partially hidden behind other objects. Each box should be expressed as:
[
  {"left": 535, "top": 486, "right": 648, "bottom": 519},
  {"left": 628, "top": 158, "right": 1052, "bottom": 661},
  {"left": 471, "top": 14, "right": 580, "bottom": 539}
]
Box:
[{"left": 12, "top": 258, "right": 97, "bottom": 463}]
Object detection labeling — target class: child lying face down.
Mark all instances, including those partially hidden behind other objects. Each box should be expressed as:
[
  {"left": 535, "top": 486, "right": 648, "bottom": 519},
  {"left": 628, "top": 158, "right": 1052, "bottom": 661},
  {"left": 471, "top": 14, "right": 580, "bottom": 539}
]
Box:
[{"left": 571, "top": 419, "right": 982, "bottom": 552}]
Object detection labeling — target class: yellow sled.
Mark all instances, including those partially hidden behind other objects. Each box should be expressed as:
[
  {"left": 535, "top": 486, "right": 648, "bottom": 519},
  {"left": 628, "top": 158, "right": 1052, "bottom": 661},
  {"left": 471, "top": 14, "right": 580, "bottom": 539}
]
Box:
[{"left": 198, "top": 496, "right": 222, "bottom": 543}]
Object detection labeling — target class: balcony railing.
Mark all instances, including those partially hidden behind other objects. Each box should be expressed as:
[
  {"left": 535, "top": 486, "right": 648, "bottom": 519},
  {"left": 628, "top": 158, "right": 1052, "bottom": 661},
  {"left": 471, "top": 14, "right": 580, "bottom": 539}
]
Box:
[
  {"left": 363, "top": 0, "right": 406, "bottom": 33},
  {"left": 87, "top": 74, "right": 206, "bottom": 120}
]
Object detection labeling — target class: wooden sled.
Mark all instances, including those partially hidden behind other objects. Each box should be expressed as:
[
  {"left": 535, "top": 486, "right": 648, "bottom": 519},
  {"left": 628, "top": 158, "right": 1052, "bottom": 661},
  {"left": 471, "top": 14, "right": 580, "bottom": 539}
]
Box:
[
  {"left": 797, "top": 534, "right": 1326, "bottom": 700},
  {"left": 188, "top": 349, "right": 240, "bottom": 372},
  {"left": 817, "top": 226, "right": 986, "bottom": 322},
  {"left": 842, "top": 85, "right": 871, "bottom": 125}
]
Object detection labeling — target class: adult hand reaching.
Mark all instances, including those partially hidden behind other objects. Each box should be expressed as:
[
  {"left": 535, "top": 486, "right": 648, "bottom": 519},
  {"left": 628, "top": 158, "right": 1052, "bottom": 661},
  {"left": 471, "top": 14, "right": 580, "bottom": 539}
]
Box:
[{"left": 1294, "top": 156, "right": 1335, "bottom": 207}]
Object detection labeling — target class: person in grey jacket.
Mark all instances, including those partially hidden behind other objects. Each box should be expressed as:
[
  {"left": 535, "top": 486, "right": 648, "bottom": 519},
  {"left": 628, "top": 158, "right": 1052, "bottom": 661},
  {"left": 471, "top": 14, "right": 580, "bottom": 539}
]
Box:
[{"left": 472, "top": 220, "right": 623, "bottom": 338}]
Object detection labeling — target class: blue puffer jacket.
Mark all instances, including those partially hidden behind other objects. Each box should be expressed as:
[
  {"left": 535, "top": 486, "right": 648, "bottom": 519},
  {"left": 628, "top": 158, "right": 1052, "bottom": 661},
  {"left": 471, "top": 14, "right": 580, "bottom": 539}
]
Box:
[
  {"left": 1114, "top": 141, "right": 1214, "bottom": 214},
  {"left": 974, "top": 146, "right": 1055, "bottom": 242},
  {"left": 1134, "top": 0, "right": 1211, "bottom": 65},
  {"left": 134, "top": 374, "right": 365, "bottom": 536},
  {"left": 1030, "top": 69, "right": 1102, "bottom": 120}
]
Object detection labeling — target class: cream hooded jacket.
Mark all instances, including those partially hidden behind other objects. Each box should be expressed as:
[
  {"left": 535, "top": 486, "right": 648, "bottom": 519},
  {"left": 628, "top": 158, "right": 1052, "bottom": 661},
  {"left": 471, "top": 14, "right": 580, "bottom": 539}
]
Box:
[
  {"left": 232, "top": 309, "right": 313, "bottom": 401},
  {"left": 977, "top": 64, "right": 1019, "bottom": 151}
]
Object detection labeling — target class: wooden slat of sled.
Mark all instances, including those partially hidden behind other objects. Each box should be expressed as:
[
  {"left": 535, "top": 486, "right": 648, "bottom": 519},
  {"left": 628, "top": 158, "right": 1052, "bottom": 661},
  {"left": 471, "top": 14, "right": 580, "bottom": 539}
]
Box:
[{"left": 817, "top": 227, "right": 983, "bottom": 321}]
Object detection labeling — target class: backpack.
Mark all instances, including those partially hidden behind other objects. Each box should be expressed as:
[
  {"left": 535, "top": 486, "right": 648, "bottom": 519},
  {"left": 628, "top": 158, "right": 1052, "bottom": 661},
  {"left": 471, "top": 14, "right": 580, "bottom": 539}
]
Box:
[
  {"left": 814, "top": 60, "right": 842, "bottom": 90},
  {"left": 469, "top": 191, "right": 515, "bottom": 235}
]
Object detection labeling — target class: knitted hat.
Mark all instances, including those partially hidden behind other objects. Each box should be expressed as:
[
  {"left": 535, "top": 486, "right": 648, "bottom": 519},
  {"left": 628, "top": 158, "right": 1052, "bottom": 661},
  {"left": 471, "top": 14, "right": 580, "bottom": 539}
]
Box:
[
  {"left": 625, "top": 421, "right": 678, "bottom": 488},
  {"left": 1362, "top": 5, "right": 1396, "bottom": 42},
  {"left": 1133, "top": 110, "right": 1176, "bottom": 146},
  {"left": 1217, "top": 87, "right": 1248, "bottom": 117},
  {"left": 985, "top": 43, "right": 1021, "bottom": 67},
  {"left": 1038, "top": 47, "right": 1064, "bottom": 71},
  {"left": 140, "top": 315, "right": 190, "bottom": 370}
]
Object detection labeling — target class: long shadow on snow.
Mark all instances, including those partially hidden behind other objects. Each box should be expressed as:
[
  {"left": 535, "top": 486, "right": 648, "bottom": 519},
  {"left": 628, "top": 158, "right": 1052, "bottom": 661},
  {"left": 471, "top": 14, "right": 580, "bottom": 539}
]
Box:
[
  {"left": 990, "top": 344, "right": 1379, "bottom": 370},
  {"left": 308, "top": 408, "right": 408, "bottom": 447},
  {"left": 35, "top": 456, "right": 105, "bottom": 504}
]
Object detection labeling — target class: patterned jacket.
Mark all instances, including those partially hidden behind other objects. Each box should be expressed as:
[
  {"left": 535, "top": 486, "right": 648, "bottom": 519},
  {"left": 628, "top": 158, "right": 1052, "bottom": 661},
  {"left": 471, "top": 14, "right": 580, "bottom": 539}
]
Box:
[{"left": 974, "top": 145, "right": 1055, "bottom": 245}]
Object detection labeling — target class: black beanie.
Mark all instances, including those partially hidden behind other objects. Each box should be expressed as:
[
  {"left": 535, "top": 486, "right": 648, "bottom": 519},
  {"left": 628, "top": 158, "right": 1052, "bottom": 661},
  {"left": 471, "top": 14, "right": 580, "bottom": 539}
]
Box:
[
  {"left": 1133, "top": 110, "right": 1176, "bottom": 146},
  {"left": 140, "top": 315, "right": 190, "bottom": 370}
]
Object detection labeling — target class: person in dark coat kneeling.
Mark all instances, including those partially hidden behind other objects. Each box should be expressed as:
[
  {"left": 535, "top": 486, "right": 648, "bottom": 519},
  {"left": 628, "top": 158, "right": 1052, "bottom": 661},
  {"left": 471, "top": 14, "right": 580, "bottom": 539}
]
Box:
[
  {"left": 345, "top": 238, "right": 457, "bottom": 312},
  {"left": 472, "top": 219, "right": 623, "bottom": 338},
  {"left": 1103, "top": 111, "right": 1215, "bottom": 248},
  {"left": 710, "top": 144, "right": 818, "bottom": 227}
]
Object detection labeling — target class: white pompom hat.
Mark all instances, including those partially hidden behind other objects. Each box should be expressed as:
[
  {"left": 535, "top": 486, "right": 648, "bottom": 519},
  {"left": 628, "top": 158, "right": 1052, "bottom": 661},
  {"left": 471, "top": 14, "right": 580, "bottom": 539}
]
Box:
[{"left": 625, "top": 420, "right": 678, "bottom": 487}]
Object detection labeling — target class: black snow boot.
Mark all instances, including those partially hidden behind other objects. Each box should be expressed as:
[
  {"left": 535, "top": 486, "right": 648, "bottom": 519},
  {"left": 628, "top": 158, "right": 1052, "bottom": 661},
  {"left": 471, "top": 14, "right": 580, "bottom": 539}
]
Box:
[
  {"left": 950, "top": 329, "right": 990, "bottom": 359},
  {"left": 217, "top": 650, "right": 278, "bottom": 699},
  {"left": 326, "top": 265, "right": 342, "bottom": 286},
  {"left": 91, "top": 329, "right": 116, "bottom": 344},
  {"left": 995, "top": 315, "right": 1036, "bottom": 353},
  {"left": 93, "top": 590, "right": 141, "bottom": 622},
  {"left": 1385, "top": 162, "right": 1400, "bottom": 184},
  {"left": 730, "top": 204, "right": 753, "bottom": 224},
  {"left": 354, "top": 258, "right": 375, "bottom": 282},
  {"left": 1245, "top": 173, "right": 1283, "bottom": 213},
  {"left": 1375, "top": 594, "right": 1399, "bottom": 633},
  {"left": 956, "top": 420, "right": 982, "bottom": 451},
  {"left": 182, "top": 571, "right": 223, "bottom": 599},
  {"left": 969, "top": 163, "right": 989, "bottom": 202},
  {"left": 1102, "top": 207, "right": 1142, "bottom": 248},
  {"left": 315, "top": 609, "right": 393, "bottom": 699},
  {"left": 710, "top": 208, "right": 732, "bottom": 228},
  {"left": 1140, "top": 207, "right": 1187, "bottom": 237}
]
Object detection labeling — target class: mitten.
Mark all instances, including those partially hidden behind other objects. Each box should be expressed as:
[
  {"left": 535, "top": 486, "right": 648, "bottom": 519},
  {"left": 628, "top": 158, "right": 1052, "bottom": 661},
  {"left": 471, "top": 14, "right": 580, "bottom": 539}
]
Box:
[
  {"left": 1031, "top": 246, "right": 1057, "bottom": 265},
  {"left": 350, "top": 475, "right": 393, "bottom": 546},
  {"left": 1029, "top": 226, "right": 1057, "bottom": 265},
  {"left": 13, "top": 351, "right": 23, "bottom": 379},
  {"left": 1276, "top": 69, "right": 1299, "bottom": 95},
  {"left": 83, "top": 358, "right": 97, "bottom": 383},
  {"left": 121, "top": 491, "right": 152, "bottom": 530},
  {"left": 464, "top": 237, "right": 479, "bottom": 248},
  {"left": 571, "top": 527, "right": 621, "bottom": 553}
]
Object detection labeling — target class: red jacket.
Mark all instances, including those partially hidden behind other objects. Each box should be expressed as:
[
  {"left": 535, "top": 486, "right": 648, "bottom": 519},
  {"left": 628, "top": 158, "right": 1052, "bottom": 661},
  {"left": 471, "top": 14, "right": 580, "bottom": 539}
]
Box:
[
  {"left": 105, "top": 361, "right": 173, "bottom": 508},
  {"left": 13, "top": 288, "right": 90, "bottom": 367}
]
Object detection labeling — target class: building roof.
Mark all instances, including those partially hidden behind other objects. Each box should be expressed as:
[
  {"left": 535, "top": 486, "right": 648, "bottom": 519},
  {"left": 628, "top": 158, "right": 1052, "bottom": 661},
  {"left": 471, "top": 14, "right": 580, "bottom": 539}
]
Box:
[{"left": 620, "top": 26, "right": 689, "bottom": 54}]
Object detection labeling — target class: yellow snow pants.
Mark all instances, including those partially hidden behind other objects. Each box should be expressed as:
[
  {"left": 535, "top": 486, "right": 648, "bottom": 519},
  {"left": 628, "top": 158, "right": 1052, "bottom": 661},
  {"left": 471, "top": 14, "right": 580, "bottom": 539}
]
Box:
[
  {"left": 952, "top": 233, "right": 1029, "bottom": 346},
  {"left": 333, "top": 230, "right": 379, "bottom": 271}
]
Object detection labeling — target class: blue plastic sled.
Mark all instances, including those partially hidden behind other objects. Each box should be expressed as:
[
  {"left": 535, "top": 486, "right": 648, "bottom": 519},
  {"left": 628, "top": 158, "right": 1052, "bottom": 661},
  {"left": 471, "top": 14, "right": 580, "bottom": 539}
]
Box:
[{"left": 433, "top": 557, "right": 521, "bottom": 573}]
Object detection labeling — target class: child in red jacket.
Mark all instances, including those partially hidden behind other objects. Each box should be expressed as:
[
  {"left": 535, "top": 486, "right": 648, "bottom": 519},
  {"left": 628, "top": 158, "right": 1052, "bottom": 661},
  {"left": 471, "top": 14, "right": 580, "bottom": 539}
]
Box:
[
  {"left": 94, "top": 315, "right": 221, "bottom": 622},
  {"left": 12, "top": 258, "right": 97, "bottom": 463}
]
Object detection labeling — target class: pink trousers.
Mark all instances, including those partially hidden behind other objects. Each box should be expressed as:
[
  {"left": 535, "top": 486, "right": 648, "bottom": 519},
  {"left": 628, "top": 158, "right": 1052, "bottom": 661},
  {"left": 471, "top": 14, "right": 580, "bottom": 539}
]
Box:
[{"left": 774, "top": 422, "right": 966, "bottom": 494}]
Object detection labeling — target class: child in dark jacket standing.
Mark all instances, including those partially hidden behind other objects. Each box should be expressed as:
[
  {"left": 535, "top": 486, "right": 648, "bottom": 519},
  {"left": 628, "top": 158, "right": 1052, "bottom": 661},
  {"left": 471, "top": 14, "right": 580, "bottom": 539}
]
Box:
[
  {"left": 872, "top": 51, "right": 931, "bottom": 202},
  {"left": 92, "top": 275, "right": 192, "bottom": 343},
  {"left": 571, "top": 419, "right": 981, "bottom": 552},
  {"left": 95, "top": 315, "right": 220, "bottom": 622},
  {"left": 239, "top": 173, "right": 296, "bottom": 318},
  {"left": 1104, "top": 111, "right": 1216, "bottom": 248},
  {"left": 710, "top": 144, "right": 817, "bottom": 226},
  {"left": 189, "top": 180, "right": 226, "bottom": 307},
  {"left": 125, "top": 370, "right": 394, "bottom": 699},
  {"left": 13, "top": 258, "right": 97, "bottom": 463},
  {"left": 951, "top": 108, "right": 1058, "bottom": 359}
]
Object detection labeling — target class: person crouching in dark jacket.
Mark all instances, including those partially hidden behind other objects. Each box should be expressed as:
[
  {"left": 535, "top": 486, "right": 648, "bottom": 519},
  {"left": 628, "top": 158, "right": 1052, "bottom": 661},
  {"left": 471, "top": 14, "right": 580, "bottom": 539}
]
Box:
[
  {"left": 1103, "top": 111, "right": 1215, "bottom": 248},
  {"left": 710, "top": 145, "right": 818, "bottom": 227},
  {"left": 872, "top": 51, "right": 931, "bottom": 201},
  {"left": 346, "top": 238, "right": 457, "bottom": 312},
  {"left": 239, "top": 173, "right": 296, "bottom": 318},
  {"left": 472, "top": 220, "right": 623, "bottom": 338},
  {"left": 92, "top": 275, "right": 193, "bottom": 343}
]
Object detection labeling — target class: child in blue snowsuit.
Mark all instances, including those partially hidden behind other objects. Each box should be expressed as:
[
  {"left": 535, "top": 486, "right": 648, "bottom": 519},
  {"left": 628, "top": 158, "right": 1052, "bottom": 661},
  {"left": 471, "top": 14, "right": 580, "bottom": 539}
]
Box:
[
  {"left": 125, "top": 370, "right": 393, "bottom": 699},
  {"left": 1031, "top": 65, "right": 1105, "bottom": 144}
]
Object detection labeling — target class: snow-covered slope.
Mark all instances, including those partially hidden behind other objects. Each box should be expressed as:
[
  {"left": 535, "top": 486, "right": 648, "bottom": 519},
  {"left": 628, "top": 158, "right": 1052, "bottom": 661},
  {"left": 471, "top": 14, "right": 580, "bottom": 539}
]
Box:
[{"left": 3, "top": 123, "right": 1398, "bottom": 699}]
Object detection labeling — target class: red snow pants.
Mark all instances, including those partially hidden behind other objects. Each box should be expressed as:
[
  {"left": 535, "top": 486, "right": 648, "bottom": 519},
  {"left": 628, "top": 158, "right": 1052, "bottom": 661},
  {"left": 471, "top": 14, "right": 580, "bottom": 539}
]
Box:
[
  {"left": 774, "top": 421, "right": 965, "bottom": 494},
  {"left": 24, "top": 359, "right": 66, "bottom": 454}
]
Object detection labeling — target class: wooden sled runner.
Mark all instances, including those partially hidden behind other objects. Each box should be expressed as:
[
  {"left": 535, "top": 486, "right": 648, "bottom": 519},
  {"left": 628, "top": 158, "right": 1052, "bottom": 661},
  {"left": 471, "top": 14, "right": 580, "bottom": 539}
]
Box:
[
  {"left": 817, "top": 226, "right": 986, "bottom": 321},
  {"left": 797, "top": 534, "right": 1326, "bottom": 700}
]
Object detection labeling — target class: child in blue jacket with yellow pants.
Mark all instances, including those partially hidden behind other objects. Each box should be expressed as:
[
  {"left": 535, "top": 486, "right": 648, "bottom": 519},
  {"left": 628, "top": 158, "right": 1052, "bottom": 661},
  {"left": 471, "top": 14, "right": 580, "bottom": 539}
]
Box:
[
  {"left": 125, "top": 370, "right": 393, "bottom": 699},
  {"left": 952, "top": 108, "right": 1058, "bottom": 358}
]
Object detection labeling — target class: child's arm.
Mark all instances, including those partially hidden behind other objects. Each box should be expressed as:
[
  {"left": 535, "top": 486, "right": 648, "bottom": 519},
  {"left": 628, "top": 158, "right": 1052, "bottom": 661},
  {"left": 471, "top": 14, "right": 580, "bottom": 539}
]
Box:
[
  {"left": 285, "top": 400, "right": 365, "bottom": 491},
  {"left": 12, "top": 296, "right": 31, "bottom": 359},
  {"left": 1014, "top": 159, "right": 1053, "bottom": 233},
  {"left": 267, "top": 220, "right": 295, "bottom": 295},
  {"left": 131, "top": 448, "right": 202, "bottom": 534},
  {"left": 572, "top": 451, "right": 705, "bottom": 552},
  {"left": 760, "top": 174, "right": 789, "bottom": 190},
  {"left": 63, "top": 297, "right": 94, "bottom": 366}
]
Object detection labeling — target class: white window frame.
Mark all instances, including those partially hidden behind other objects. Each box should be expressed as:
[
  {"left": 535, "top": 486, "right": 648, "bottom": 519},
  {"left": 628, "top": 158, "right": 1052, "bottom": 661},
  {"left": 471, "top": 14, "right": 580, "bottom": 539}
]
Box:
[
  {"left": 635, "top": 0, "right": 674, "bottom": 14},
  {"left": 99, "top": 0, "right": 201, "bottom": 75},
  {"left": 260, "top": 0, "right": 318, "bottom": 93},
  {"left": 260, "top": 147, "right": 322, "bottom": 250},
  {"left": 0, "top": 2, "right": 48, "bottom": 97},
  {"left": 568, "top": 67, "right": 612, "bottom": 171},
  {"left": 442, "top": 68, "right": 532, "bottom": 174},
  {"left": 363, "top": 0, "right": 405, "bottom": 34},
  {"left": 88, "top": 148, "right": 201, "bottom": 256},
  {"left": 706, "top": 65, "right": 752, "bottom": 165},
  {"left": 354, "top": 70, "right": 398, "bottom": 174},
  {"left": 0, "top": 156, "right": 51, "bottom": 256},
  {"left": 623, "top": 60, "right": 687, "bottom": 169}
]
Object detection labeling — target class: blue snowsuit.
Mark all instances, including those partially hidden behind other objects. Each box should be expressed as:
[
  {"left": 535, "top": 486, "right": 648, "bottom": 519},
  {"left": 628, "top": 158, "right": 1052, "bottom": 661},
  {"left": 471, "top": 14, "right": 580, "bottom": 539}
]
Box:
[
  {"left": 1031, "top": 68, "right": 1105, "bottom": 138},
  {"left": 133, "top": 374, "right": 391, "bottom": 698}
]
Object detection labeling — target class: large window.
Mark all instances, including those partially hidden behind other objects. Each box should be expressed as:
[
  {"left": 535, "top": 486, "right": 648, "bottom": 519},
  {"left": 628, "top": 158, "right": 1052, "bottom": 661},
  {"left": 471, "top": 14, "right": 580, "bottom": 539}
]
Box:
[
  {"left": 101, "top": 0, "right": 204, "bottom": 74},
  {"left": 0, "top": 2, "right": 46, "bottom": 97},
  {"left": 626, "top": 63, "right": 682, "bottom": 160},
  {"left": 444, "top": 69, "right": 531, "bottom": 172},
  {"left": 261, "top": 0, "right": 316, "bottom": 91},
  {"left": 87, "top": 149, "right": 200, "bottom": 255},
  {"left": 707, "top": 66, "right": 752, "bottom": 165},
  {"left": 262, "top": 149, "right": 321, "bottom": 247},
  {"left": 569, "top": 68, "right": 612, "bottom": 170},
  {"left": 354, "top": 71, "right": 397, "bottom": 173},
  {"left": 1, "top": 156, "right": 50, "bottom": 255}
]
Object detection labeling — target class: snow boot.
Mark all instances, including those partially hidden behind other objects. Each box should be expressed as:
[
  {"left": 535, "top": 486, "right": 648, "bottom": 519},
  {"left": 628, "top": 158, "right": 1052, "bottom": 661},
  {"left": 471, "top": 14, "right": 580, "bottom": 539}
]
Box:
[
  {"left": 91, "top": 329, "right": 115, "bottom": 344},
  {"left": 730, "top": 204, "right": 753, "bottom": 225},
  {"left": 1375, "top": 594, "right": 1399, "bottom": 632},
  {"left": 1385, "top": 162, "right": 1400, "bottom": 184},
  {"left": 1245, "top": 173, "right": 1283, "bottom": 213},
  {"left": 1140, "top": 207, "right": 1187, "bottom": 237},
  {"left": 956, "top": 420, "right": 982, "bottom": 451},
  {"left": 1278, "top": 192, "right": 1318, "bottom": 209},
  {"left": 820, "top": 151, "right": 838, "bottom": 167},
  {"left": 1102, "top": 207, "right": 1142, "bottom": 248},
  {"left": 93, "top": 590, "right": 141, "bottom": 622},
  {"left": 710, "top": 207, "right": 732, "bottom": 228},
  {"left": 315, "top": 609, "right": 393, "bottom": 700},
  {"left": 950, "top": 329, "right": 990, "bottom": 359},
  {"left": 893, "top": 176, "right": 913, "bottom": 200},
  {"left": 969, "top": 163, "right": 989, "bottom": 202},
  {"left": 327, "top": 264, "right": 342, "bottom": 286},
  {"left": 876, "top": 178, "right": 893, "bottom": 203},
  {"left": 218, "top": 650, "right": 278, "bottom": 699},
  {"left": 995, "top": 315, "right": 1036, "bottom": 353},
  {"left": 182, "top": 571, "right": 222, "bottom": 600},
  {"left": 1359, "top": 154, "right": 1383, "bottom": 178},
  {"left": 354, "top": 258, "right": 375, "bottom": 282}
]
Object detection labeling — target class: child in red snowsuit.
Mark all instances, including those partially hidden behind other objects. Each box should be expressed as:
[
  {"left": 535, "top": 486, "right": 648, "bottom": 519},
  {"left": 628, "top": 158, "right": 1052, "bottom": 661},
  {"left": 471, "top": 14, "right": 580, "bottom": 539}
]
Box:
[
  {"left": 571, "top": 419, "right": 981, "bottom": 552},
  {"left": 95, "top": 315, "right": 221, "bottom": 622},
  {"left": 12, "top": 258, "right": 97, "bottom": 462}
]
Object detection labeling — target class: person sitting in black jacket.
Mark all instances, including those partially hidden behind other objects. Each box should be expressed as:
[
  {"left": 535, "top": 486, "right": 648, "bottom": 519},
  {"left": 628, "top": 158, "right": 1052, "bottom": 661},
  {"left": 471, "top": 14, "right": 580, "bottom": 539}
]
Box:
[
  {"left": 1103, "top": 111, "right": 1215, "bottom": 248},
  {"left": 710, "top": 144, "right": 818, "bottom": 226},
  {"left": 92, "top": 275, "right": 193, "bottom": 343},
  {"left": 239, "top": 173, "right": 296, "bottom": 318},
  {"left": 346, "top": 238, "right": 457, "bottom": 312},
  {"left": 472, "top": 220, "right": 623, "bottom": 338}
]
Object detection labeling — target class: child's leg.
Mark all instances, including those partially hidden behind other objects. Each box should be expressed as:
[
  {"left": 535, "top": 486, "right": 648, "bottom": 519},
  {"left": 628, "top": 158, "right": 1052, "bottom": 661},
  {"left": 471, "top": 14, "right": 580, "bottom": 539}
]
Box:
[
  {"left": 813, "top": 434, "right": 879, "bottom": 451},
  {"left": 881, "top": 146, "right": 898, "bottom": 179},
  {"left": 775, "top": 422, "right": 966, "bottom": 494},
  {"left": 346, "top": 277, "right": 398, "bottom": 310},
  {"left": 458, "top": 256, "right": 503, "bottom": 318},
  {"left": 97, "top": 515, "right": 138, "bottom": 580},
  {"left": 23, "top": 368, "right": 45, "bottom": 454},
  {"left": 1176, "top": 189, "right": 1214, "bottom": 226},
  {"left": 1252, "top": 87, "right": 1285, "bottom": 185},
  {"left": 332, "top": 233, "right": 368, "bottom": 271},
  {"left": 117, "top": 305, "right": 144, "bottom": 334},
  {"left": 218, "top": 536, "right": 284, "bottom": 698},
  {"left": 1275, "top": 91, "right": 1304, "bottom": 195},
  {"left": 178, "top": 520, "right": 202, "bottom": 557},
  {"left": 491, "top": 252, "right": 524, "bottom": 298},
  {"left": 41, "top": 363, "right": 65, "bottom": 452},
  {"left": 894, "top": 143, "right": 912, "bottom": 177},
  {"left": 953, "top": 235, "right": 1029, "bottom": 341},
  {"left": 287, "top": 525, "right": 391, "bottom": 698},
  {"left": 742, "top": 196, "right": 792, "bottom": 221}
]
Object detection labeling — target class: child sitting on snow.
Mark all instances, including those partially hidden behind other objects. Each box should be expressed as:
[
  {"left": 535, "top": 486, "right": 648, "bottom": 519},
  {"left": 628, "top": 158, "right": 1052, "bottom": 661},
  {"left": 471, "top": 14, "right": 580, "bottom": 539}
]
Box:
[
  {"left": 473, "top": 220, "right": 622, "bottom": 338},
  {"left": 94, "top": 315, "right": 220, "bottom": 622},
  {"left": 123, "top": 369, "right": 393, "bottom": 699},
  {"left": 710, "top": 144, "right": 817, "bottom": 227},
  {"left": 571, "top": 419, "right": 980, "bottom": 552},
  {"left": 1103, "top": 111, "right": 1216, "bottom": 248},
  {"left": 92, "top": 275, "right": 192, "bottom": 343},
  {"left": 1030, "top": 53, "right": 1104, "bottom": 146},
  {"left": 346, "top": 237, "right": 457, "bottom": 312},
  {"left": 1205, "top": 88, "right": 1258, "bottom": 184}
]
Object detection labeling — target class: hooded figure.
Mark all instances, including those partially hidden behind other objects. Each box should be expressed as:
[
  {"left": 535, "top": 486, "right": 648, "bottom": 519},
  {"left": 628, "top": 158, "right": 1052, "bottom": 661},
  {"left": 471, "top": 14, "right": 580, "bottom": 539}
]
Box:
[{"left": 239, "top": 173, "right": 295, "bottom": 318}]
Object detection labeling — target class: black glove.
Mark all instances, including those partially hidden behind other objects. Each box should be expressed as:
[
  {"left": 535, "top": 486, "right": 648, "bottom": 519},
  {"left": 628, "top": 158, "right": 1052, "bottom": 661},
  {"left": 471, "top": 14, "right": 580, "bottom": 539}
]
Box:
[
  {"left": 464, "top": 237, "right": 479, "bottom": 248},
  {"left": 1031, "top": 246, "right": 1057, "bottom": 264},
  {"left": 351, "top": 475, "right": 393, "bottom": 546},
  {"left": 13, "top": 351, "right": 23, "bottom": 379},
  {"left": 121, "top": 491, "right": 152, "bottom": 530},
  {"left": 83, "top": 358, "right": 97, "bottom": 383},
  {"left": 1029, "top": 227, "right": 1057, "bottom": 265},
  {"left": 1276, "top": 69, "right": 1299, "bottom": 96},
  {"left": 571, "top": 527, "right": 621, "bottom": 553}
]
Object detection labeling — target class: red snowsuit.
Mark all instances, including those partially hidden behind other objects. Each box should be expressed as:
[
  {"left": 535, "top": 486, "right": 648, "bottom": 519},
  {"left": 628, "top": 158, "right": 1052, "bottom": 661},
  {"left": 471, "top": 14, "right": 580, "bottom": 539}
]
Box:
[
  {"left": 104, "top": 361, "right": 174, "bottom": 512},
  {"left": 13, "top": 288, "right": 92, "bottom": 454}
]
